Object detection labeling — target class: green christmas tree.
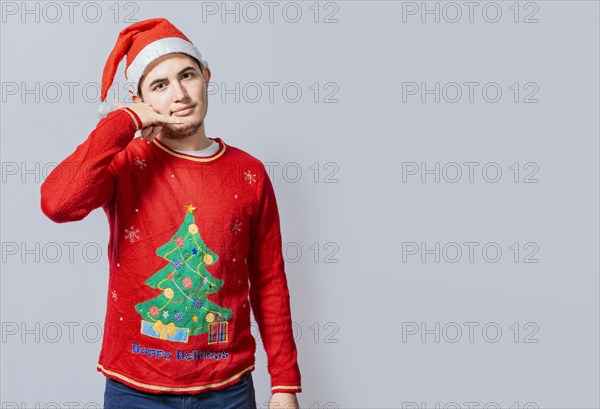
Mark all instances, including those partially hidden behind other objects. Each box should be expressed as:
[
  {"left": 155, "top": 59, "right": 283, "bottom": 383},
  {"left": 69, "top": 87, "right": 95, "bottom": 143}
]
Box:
[{"left": 135, "top": 203, "right": 232, "bottom": 344}]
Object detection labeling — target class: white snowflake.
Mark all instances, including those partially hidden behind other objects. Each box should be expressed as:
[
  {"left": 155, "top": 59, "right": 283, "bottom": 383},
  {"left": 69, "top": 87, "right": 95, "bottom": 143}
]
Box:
[
  {"left": 231, "top": 218, "right": 242, "bottom": 234},
  {"left": 124, "top": 226, "right": 140, "bottom": 243},
  {"left": 244, "top": 170, "right": 257, "bottom": 184},
  {"left": 162, "top": 311, "right": 170, "bottom": 319},
  {"left": 133, "top": 157, "right": 147, "bottom": 169},
  {"left": 112, "top": 290, "right": 118, "bottom": 301}
]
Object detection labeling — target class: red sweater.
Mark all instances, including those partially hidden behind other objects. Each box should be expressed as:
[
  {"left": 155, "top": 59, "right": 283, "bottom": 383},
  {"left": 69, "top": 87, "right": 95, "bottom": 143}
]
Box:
[{"left": 40, "top": 108, "right": 302, "bottom": 395}]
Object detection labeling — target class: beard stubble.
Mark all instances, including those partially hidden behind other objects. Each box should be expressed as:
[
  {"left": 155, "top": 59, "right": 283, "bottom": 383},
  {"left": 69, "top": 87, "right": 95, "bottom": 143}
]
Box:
[{"left": 160, "top": 115, "right": 203, "bottom": 140}]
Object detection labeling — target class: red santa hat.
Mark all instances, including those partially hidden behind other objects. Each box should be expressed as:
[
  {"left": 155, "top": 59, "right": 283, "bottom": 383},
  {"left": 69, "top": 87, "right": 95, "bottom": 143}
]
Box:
[{"left": 98, "top": 18, "right": 207, "bottom": 118}]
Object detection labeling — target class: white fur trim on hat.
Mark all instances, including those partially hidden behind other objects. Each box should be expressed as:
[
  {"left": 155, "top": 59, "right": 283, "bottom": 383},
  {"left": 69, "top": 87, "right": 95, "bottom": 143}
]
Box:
[
  {"left": 97, "top": 98, "right": 116, "bottom": 119},
  {"left": 125, "top": 37, "right": 205, "bottom": 88}
]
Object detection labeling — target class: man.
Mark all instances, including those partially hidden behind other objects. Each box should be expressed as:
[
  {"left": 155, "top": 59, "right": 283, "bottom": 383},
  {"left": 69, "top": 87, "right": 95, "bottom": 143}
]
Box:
[{"left": 40, "top": 18, "right": 301, "bottom": 409}]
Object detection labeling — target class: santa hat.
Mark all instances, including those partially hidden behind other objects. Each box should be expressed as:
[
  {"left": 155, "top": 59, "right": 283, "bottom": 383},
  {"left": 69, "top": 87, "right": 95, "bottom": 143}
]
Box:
[{"left": 97, "top": 18, "right": 208, "bottom": 118}]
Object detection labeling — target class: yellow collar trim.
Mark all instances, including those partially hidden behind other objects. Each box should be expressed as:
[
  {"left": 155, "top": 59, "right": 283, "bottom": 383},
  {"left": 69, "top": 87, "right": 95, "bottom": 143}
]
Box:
[{"left": 151, "top": 137, "right": 227, "bottom": 162}]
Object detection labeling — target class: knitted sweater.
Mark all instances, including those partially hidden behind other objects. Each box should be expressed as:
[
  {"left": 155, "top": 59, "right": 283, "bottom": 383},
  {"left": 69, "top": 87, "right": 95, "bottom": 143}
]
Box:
[{"left": 40, "top": 108, "right": 302, "bottom": 395}]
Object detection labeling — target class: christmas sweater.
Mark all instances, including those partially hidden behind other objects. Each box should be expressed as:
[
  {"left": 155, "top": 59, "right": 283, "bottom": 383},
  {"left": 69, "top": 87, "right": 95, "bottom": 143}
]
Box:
[{"left": 39, "top": 108, "right": 302, "bottom": 395}]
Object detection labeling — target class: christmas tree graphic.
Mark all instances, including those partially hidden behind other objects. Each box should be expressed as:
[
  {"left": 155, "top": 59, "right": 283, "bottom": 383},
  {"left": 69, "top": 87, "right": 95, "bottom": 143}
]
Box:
[{"left": 135, "top": 203, "right": 232, "bottom": 344}]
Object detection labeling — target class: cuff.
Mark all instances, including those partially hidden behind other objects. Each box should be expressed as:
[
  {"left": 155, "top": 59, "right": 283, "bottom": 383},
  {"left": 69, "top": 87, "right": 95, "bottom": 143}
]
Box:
[
  {"left": 119, "top": 107, "right": 142, "bottom": 131},
  {"left": 272, "top": 385, "right": 302, "bottom": 394}
]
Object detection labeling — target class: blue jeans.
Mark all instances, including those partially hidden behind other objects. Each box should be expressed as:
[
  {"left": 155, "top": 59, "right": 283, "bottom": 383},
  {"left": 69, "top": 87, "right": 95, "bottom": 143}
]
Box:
[{"left": 103, "top": 372, "right": 257, "bottom": 409}]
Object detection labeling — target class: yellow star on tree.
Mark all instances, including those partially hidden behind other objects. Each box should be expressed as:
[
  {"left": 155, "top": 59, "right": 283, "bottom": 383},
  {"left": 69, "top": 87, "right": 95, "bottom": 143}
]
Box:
[{"left": 186, "top": 203, "right": 197, "bottom": 214}]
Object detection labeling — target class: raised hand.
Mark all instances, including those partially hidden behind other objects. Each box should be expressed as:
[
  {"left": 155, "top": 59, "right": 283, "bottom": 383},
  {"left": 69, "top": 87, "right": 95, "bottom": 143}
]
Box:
[{"left": 114, "top": 100, "right": 188, "bottom": 143}]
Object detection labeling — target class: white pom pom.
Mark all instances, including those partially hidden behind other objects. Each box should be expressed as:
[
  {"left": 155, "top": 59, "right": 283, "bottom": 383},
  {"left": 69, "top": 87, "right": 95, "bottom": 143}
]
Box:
[{"left": 97, "top": 99, "right": 116, "bottom": 119}]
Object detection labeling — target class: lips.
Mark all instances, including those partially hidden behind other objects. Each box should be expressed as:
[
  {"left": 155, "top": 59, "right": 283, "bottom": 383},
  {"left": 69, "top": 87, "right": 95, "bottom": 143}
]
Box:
[{"left": 172, "top": 105, "right": 195, "bottom": 116}]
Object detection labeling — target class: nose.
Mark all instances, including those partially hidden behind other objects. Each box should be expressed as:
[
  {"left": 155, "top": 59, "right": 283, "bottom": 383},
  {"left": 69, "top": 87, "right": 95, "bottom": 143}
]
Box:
[{"left": 171, "top": 80, "right": 189, "bottom": 102}]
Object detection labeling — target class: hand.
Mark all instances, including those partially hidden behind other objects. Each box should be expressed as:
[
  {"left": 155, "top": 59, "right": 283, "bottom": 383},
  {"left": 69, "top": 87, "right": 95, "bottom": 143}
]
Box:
[
  {"left": 269, "top": 392, "right": 299, "bottom": 409},
  {"left": 114, "top": 99, "right": 188, "bottom": 143}
]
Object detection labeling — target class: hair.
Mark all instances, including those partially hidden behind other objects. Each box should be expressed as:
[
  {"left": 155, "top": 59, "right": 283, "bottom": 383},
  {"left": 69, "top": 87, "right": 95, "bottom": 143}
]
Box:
[{"left": 136, "top": 55, "right": 207, "bottom": 99}]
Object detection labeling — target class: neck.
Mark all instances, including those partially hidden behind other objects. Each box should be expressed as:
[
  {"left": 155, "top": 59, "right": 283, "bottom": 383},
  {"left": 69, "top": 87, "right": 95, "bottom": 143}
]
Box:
[{"left": 155, "top": 123, "right": 213, "bottom": 151}]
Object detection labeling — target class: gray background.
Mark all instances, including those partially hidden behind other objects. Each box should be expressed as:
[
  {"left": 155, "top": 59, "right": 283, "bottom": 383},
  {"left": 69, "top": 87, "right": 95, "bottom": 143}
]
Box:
[{"left": 1, "top": 1, "right": 599, "bottom": 408}]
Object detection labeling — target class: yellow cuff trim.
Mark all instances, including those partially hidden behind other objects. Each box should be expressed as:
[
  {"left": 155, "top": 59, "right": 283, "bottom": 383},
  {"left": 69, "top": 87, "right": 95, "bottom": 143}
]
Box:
[
  {"left": 119, "top": 107, "right": 140, "bottom": 132},
  {"left": 272, "top": 385, "right": 302, "bottom": 391}
]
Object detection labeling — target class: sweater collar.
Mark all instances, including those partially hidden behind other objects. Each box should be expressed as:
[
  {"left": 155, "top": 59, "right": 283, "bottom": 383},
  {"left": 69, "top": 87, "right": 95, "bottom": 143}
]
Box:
[{"left": 151, "top": 136, "right": 227, "bottom": 162}]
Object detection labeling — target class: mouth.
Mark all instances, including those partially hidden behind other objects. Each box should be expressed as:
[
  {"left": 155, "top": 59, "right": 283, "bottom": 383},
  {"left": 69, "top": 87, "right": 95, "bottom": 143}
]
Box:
[{"left": 172, "top": 105, "right": 195, "bottom": 117}]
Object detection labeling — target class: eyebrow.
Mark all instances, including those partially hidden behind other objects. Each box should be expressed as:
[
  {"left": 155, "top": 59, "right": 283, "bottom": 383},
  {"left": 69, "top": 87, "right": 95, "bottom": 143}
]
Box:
[{"left": 147, "top": 66, "right": 198, "bottom": 89}]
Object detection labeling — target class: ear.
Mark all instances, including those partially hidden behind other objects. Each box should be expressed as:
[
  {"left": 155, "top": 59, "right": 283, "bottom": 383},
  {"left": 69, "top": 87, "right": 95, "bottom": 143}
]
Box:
[
  {"left": 132, "top": 94, "right": 143, "bottom": 103},
  {"left": 201, "top": 67, "right": 212, "bottom": 84}
]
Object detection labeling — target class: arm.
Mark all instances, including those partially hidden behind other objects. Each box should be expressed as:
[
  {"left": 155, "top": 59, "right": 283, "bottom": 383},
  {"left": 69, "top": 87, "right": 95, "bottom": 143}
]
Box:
[
  {"left": 40, "top": 107, "right": 141, "bottom": 223},
  {"left": 247, "top": 164, "right": 302, "bottom": 397}
]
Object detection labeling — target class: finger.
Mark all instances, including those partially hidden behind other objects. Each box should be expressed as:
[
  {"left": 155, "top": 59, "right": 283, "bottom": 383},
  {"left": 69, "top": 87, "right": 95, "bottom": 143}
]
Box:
[
  {"left": 143, "top": 125, "right": 159, "bottom": 143},
  {"left": 151, "top": 125, "right": 162, "bottom": 138},
  {"left": 147, "top": 126, "right": 162, "bottom": 143},
  {"left": 141, "top": 126, "right": 153, "bottom": 138}
]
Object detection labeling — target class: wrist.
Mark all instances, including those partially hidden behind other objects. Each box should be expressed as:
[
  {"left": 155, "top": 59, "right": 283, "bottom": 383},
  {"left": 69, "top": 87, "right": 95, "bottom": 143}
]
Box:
[{"left": 120, "top": 106, "right": 142, "bottom": 131}]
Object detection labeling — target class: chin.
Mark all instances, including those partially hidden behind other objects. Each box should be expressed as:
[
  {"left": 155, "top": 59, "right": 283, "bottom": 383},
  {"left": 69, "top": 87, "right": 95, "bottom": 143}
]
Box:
[{"left": 163, "top": 117, "right": 203, "bottom": 139}]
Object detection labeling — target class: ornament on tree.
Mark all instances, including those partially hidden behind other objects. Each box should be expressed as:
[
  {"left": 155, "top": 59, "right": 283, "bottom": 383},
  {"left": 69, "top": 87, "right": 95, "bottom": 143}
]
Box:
[
  {"left": 149, "top": 306, "right": 159, "bottom": 317},
  {"left": 164, "top": 288, "right": 174, "bottom": 299}
]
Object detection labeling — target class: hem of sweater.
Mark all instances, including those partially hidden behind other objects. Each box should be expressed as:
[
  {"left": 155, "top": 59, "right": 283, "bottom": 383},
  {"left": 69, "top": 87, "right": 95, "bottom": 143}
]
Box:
[
  {"left": 97, "top": 363, "right": 255, "bottom": 394},
  {"left": 272, "top": 385, "right": 302, "bottom": 393}
]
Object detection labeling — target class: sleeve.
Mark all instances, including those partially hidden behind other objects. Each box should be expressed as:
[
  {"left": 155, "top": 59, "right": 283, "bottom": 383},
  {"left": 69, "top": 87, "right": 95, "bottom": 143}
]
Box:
[
  {"left": 247, "top": 163, "right": 302, "bottom": 394},
  {"left": 40, "top": 107, "right": 141, "bottom": 223}
]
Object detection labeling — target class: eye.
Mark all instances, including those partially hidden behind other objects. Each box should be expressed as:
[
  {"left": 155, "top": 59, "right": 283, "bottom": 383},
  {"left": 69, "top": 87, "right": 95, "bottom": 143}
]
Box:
[
  {"left": 182, "top": 72, "right": 194, "bottom": 79},
  {"left": 154, "top": 83, "right": 165, "bottom": 91}
]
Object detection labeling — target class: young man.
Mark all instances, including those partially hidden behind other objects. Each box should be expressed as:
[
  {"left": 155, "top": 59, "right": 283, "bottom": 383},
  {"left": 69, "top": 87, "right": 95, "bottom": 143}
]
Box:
[{"left": 40, "top": 18, "right": 301, "bottom": 409}]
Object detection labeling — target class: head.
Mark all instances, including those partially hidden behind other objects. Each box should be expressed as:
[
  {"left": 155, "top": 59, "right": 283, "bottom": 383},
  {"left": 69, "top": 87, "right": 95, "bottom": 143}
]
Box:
[{"left": 131, "top": 52, "right": 212, "bottom": 140}]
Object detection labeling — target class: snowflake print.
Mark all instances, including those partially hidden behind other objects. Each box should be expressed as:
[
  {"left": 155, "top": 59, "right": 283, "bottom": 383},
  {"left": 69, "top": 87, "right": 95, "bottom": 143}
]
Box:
[
  {"left": 231, "top": 218, "right": 242, "bottom": 234},
  {"left": 124, "top": 226, "right": 140, "bottom": 243},
  {"left": 133, "top": 157, "right": 147, "bottom": 169},
  {"left": 244, "top": 170, "right": 256, "bottom": 184},
  {"left": 111, "top": 290, "right": 118, "bottom": 301}
]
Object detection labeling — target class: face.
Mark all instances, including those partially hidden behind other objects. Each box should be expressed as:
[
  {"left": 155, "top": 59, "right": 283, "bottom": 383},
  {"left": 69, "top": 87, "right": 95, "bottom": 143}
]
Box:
[{"left": 133, "top": 53, "right": 211, "bottom": 140}]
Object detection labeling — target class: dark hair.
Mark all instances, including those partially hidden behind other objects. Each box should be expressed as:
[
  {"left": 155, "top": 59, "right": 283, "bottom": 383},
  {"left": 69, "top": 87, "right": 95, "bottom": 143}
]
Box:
[{"left": 136, "top": 55, "right": 205, "bottom": 99}]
